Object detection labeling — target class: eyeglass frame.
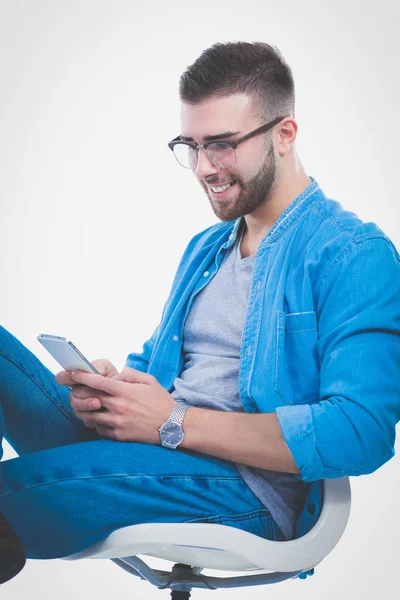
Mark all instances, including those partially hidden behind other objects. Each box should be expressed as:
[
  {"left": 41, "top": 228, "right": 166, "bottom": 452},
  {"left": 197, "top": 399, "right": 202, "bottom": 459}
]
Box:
[{"left": 167, "top": 115, "right": 288, "bottom": 169}]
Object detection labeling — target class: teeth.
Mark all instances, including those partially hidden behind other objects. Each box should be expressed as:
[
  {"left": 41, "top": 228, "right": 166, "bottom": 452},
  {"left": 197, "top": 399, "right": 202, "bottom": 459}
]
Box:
[{"left": 211, "top": 182, "right": 234, "bottom": 193}]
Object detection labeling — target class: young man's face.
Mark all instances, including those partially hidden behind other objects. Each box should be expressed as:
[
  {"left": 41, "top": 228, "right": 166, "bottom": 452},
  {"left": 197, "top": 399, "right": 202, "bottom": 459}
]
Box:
[{"left": 180, "top": 93, "right": 278, "bottom": 222}]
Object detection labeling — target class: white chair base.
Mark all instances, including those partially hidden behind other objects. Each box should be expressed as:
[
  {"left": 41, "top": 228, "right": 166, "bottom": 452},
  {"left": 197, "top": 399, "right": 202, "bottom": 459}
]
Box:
[{"left": 61, "top": 478, "right": 351, "bottom": 596}]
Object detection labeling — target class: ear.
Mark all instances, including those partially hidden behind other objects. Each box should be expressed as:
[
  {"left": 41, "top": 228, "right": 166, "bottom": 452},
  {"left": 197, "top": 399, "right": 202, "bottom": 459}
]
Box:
[{"left": 275, "top": 117, "right": 297, "bottom": 157}]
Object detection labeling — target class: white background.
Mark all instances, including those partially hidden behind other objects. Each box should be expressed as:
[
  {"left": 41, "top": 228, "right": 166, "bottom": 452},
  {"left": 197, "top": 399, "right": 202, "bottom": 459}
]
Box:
[{"left": 0, "top": 0, "right": 399, "bottom": 598}]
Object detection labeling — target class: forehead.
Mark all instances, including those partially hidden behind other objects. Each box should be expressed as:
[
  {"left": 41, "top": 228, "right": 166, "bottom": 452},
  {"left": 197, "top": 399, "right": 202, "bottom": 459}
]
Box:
[{"left": 180, "top": 93, "right": 259, "bottom": 141}]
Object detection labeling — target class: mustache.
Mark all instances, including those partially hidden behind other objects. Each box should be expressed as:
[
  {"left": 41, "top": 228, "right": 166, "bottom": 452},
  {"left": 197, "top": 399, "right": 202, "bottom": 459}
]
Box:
[{"left": 202, "top": 178, "right": 239, "bottom": 187}]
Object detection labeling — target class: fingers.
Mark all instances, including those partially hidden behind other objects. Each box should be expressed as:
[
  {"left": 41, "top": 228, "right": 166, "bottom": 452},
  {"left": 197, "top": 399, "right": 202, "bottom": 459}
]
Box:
[
  {"left": 82, "top": 420, "right": 97, "bottom": 429},
  {"left": 75, "top": 408, "right": 112, "bottom": 428},
  {"left": 70, "top": 370, "right": 128, "bottom": 395},
  {"left": 55, "top": 359, "right": 118, "bottom": 387},
  {"left": 70, "top": 390, "right": 102, "bottom": 413},
  {"left": 91, "top": 359, "right": 118, "bottom": 378},
  {"left": 55, "top": 370, "right": 75, "bottom": 386},
  {"left": 70, "top": 367, "right": 157, "bottom": 392},
  {"left": 69, "top": 384, "right": 106, "bottom": 413},
  {"left": 119, "top": 367, "right": 157, "bottom": 385},
  {"left": 70, "top": 384, "right": 94, "bottom": 400}
]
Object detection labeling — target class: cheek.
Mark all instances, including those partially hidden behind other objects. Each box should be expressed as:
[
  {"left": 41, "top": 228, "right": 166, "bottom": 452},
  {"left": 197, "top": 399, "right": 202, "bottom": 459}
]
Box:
[{"left": 235, "top": 145, "right": 263, "bottom": 177}]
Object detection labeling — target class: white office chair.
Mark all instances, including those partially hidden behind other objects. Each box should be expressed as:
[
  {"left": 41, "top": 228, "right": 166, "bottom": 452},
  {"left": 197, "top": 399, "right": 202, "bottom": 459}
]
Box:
[{"left": 62, "top": 478, "right": 351, "bottom": 599}]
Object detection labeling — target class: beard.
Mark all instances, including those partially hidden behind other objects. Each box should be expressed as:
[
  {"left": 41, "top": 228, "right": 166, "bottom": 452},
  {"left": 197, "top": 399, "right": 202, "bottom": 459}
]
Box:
[{"left": 200, "top": 143, "right": 277, "bottom": 222}]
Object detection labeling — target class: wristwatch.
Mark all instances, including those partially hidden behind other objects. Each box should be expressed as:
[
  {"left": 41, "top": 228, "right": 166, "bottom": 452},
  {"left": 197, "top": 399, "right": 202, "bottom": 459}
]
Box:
[{"left": 158, "top": 401, "right": 191, "bottom": 449}]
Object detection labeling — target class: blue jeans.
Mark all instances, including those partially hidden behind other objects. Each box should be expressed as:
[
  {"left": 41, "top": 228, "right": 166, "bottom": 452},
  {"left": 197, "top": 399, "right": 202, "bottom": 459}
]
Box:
[{"left": 0, "top": 325, "right": 284, "bottom": 560}]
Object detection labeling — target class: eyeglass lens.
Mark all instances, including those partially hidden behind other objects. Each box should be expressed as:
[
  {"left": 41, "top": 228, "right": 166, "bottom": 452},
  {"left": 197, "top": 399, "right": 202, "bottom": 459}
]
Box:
[{"left": 174, "top": 143, "right": 236, "bottom": 169}]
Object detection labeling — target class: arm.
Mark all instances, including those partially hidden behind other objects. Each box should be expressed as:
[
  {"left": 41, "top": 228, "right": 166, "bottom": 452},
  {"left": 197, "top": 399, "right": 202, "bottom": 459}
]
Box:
[
  {"left": 181, "top": 408, "right": 300, "bottom": 473},
  {"left": 67, "top": 365, "right": 300, "bottom": 473},
  {"left": 67, "top": 236, "right": 400, "bottom": 482},
  {"left": 276, "top": 236, "right": 400, "bottom": 481},
  {"left": 181, "top": 237, "right": 400, "bottom": 478}
]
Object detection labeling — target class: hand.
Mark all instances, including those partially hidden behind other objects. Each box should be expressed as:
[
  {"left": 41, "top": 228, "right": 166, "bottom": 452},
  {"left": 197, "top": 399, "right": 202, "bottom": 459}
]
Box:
[
  {"left": 56, "top": 359, "right": 119, "bottom": 427},
  {"left": 67, "top": 367, "right": 177, "bottom": 443},
  {"left": 56, "top": 359, "right": 119, "bottom": 387}
]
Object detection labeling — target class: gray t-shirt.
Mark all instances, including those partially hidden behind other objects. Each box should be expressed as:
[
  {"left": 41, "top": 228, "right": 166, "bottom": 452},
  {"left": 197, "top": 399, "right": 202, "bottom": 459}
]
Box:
[{"left": 171, "top": 222, "right": 305, "bottom": 539}]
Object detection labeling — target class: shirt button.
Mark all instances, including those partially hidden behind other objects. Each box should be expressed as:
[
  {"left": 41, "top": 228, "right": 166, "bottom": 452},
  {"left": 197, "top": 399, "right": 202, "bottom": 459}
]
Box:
[
  {"left": 203, "top": 271, "right": 209, "bottom": 277},
  {"left": 229, "top": 234, "right": 234, "bottom": 240},
  {"left": 173, "top": 335, "right": 179, "bottom": 342}
]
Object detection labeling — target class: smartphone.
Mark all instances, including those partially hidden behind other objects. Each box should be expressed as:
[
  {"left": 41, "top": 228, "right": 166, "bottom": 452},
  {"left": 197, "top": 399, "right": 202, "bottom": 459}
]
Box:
[{"left": 37, "top": 334, "right": 100, "bottom": 374}]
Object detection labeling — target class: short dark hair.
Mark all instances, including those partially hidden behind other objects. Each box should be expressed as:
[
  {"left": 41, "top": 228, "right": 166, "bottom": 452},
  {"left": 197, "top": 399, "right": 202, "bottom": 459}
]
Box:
[{"left": 179, "top": 41, "right": 295, "bottom": 121}]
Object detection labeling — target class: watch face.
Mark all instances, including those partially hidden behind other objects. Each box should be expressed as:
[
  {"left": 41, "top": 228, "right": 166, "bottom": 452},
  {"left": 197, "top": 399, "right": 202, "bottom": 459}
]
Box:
[{"left": 159, "top": 421, "right": 184, "bottom": 448}]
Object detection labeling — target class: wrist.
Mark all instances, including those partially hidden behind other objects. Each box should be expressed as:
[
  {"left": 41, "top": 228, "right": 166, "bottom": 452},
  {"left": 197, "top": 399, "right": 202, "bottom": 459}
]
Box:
[
  {"left": 180, "top": 406, "right": 222, "bottom": 451},
  {"left": 158, "top": 401, "right": 192, "bottom": 450}
]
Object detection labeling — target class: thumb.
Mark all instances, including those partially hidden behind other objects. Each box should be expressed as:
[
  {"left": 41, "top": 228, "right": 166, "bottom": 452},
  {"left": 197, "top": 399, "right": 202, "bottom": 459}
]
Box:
[
  {"left": 91, "top": 359, "right": 118, "bottom": 378},
  {"left": 116, "top": 367, "right": 157, "bottom": 385}
]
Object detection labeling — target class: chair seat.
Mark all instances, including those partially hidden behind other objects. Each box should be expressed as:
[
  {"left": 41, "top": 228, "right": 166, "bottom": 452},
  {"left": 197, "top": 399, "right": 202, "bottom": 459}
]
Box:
[{"left": 62, "top": 478, "right": 351, "bottom": 573}]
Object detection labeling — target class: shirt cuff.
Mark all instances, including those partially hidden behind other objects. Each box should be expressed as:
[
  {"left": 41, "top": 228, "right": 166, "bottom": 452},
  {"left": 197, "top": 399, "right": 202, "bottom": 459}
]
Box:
[{"left": 275, "top": 404, "right": 324, "bottom": 481}]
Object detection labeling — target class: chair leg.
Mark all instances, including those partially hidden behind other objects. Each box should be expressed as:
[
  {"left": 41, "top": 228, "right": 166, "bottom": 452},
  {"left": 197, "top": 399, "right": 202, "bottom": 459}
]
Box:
[{"left": 171, "top": 592, "right": 191, "bottom": 599}]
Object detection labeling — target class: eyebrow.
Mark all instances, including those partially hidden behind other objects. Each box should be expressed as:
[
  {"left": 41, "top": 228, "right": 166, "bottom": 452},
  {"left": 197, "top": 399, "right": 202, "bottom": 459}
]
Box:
[{"left": 180, "top": 131, "right": 241, "bottom": 143}]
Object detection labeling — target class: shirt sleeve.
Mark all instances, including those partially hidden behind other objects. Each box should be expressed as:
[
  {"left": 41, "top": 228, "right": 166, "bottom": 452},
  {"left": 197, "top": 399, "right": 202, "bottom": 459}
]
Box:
[
  {"left": 276, "top": 236, "right": 400, "bottom": 482},
  {"left": 123, "top": 224, "right": 220, "bottom": 374},
  {"left": 124, "top": 322, "right": 161, "bottom": 372}
]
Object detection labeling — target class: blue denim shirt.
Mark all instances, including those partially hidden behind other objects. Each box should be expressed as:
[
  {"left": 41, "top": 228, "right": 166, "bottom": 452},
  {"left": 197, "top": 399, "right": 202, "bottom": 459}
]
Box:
[{"left": 126, "top": 179, "right": 400, "bottom": 482}]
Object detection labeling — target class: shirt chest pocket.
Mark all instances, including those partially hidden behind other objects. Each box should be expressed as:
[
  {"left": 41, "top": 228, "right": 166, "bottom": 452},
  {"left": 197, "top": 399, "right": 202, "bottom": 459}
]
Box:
[{"left": 274, "top": 311, "right": 320, "bottom": 405}]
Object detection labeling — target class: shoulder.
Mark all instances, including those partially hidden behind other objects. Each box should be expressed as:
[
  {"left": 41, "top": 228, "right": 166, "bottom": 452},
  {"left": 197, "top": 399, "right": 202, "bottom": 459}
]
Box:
[
  {"left": 311, "top": 197, "right": 393, "bottom": 245},
  {"left": 299, "top": 196, "right": 400, "bottom": 288}
]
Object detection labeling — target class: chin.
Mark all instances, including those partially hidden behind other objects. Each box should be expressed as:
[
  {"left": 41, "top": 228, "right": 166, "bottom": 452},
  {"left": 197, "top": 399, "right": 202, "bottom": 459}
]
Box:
[{"left": 211, "top": 205, "right": 241, "bottom": 223}]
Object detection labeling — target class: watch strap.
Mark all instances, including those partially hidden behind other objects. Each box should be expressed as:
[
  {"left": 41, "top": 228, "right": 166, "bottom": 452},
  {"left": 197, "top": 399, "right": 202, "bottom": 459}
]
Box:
[{"left": 168, "top": 401, "right": 191, "bottom": 425}]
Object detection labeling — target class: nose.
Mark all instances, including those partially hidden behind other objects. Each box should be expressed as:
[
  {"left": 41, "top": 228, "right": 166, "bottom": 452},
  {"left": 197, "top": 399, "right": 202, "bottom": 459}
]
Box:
[{"left": 193, "top": 148, "right": 220, "bottom": 180}]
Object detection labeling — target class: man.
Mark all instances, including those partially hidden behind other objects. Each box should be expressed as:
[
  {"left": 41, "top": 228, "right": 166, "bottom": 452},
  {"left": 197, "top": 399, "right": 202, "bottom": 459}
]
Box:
[{"left": 1, "top": 41, "right": 399, "bottom": 583}]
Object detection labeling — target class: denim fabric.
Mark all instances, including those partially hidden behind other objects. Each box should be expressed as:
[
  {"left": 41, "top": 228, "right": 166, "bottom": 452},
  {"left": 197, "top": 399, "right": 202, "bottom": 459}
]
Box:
[
  {"left": 187, "top": 507, "right": 284, "bottom": 540},
  {"left": 126, "top": 178, "right": 400, "bottom": 482},
  {"left": 0, "top": 326, "right": 284, "bottom": 560}
]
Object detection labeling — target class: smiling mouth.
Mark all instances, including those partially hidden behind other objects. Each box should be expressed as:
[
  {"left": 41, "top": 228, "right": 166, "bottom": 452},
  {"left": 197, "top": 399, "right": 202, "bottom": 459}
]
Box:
[{"left": 208, "top": 181, "right": 236, "bottom": 193}]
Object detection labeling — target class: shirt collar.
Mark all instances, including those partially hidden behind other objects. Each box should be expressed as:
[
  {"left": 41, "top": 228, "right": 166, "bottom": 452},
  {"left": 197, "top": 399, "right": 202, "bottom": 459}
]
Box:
[{"left": 225, "top": 177, "right": 324, "bottom": 250}]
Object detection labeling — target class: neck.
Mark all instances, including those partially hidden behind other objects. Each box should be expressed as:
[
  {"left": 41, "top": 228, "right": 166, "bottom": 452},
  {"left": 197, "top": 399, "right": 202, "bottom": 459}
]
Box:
[{"left": 243, "top": 157, "right": 311, "bottom": 243}]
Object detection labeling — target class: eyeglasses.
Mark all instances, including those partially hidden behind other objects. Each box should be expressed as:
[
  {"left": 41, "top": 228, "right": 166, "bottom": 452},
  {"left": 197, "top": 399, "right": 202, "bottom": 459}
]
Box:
[{"left": 168, "top": 116, "right": 287, "bottom": 170}]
